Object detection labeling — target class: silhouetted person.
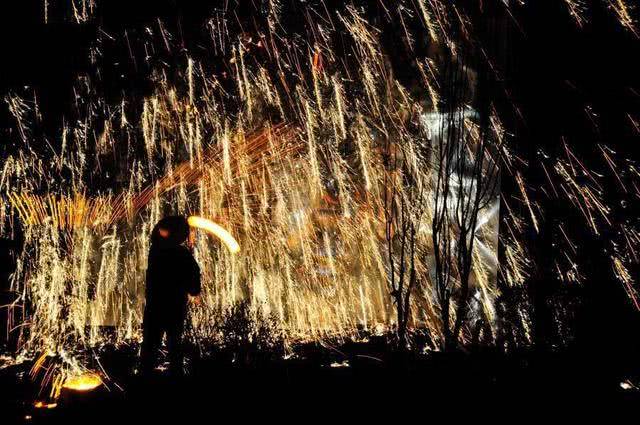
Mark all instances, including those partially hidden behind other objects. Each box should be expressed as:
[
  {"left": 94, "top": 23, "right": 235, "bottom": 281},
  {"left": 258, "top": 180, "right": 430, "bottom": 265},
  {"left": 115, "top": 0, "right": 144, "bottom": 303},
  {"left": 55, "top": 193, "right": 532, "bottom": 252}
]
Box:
[{"left": 141, "top": 216, "right": 201, "bottom": 376}]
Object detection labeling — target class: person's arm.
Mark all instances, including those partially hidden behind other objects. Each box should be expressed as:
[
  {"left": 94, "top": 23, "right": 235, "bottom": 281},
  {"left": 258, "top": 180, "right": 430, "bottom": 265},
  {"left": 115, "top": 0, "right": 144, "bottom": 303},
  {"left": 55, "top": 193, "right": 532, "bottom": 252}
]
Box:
[
  {"left": 187, "top": 252, "right": 201, "bottom": 297},
  {"left": 145, "top": 258, "right": 155, "bottom": 299}
]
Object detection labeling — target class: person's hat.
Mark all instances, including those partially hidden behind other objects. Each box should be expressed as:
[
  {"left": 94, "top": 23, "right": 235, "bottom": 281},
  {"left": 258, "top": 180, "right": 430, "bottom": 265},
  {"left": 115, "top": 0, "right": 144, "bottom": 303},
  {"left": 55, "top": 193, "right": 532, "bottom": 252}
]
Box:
[{"left": 151, "top": 216, "right": 189, "bottom": 246}]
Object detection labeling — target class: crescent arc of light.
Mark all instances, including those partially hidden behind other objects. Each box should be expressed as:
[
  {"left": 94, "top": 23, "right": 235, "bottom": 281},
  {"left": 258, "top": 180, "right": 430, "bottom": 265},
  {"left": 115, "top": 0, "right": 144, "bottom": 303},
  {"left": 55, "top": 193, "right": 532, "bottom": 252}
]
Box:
[{"left": 187, "top": 216, "right": 241, "bottom": 254}]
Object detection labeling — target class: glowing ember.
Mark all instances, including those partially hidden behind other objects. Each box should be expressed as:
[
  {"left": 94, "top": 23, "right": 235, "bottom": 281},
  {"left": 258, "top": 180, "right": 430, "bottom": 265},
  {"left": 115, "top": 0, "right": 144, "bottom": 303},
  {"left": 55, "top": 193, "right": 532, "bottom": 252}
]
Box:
[
  {"left": 33, "top": 401, "right": 57, "bottom": 409},
  {"left": 62, "top": 373, "right": 102, "bottom": 392},
  {"left": 188, "top": 216, "right": 241, "bottom": 254}
]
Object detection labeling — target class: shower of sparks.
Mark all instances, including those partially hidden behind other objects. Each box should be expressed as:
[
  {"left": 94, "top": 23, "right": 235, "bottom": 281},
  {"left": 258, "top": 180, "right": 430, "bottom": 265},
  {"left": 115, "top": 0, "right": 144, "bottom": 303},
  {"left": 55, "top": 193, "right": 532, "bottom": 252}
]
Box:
[
  {"left": 1, "top": 1, "right": 500, "bottom": 359},
  {"left": 0, "top": 0, "right": 637, "bottom": 395}
]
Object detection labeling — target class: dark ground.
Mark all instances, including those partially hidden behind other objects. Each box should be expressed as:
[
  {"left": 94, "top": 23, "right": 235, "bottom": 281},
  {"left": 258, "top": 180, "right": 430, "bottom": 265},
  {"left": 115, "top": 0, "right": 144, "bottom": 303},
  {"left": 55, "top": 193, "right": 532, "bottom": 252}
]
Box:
[{"left": 2, "top": 338, "right": 639, "bottom": 423}]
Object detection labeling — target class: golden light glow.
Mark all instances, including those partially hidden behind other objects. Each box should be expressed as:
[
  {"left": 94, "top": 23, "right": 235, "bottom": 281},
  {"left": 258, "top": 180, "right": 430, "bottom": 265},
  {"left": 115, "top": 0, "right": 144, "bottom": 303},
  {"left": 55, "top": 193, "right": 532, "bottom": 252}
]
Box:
[
  {"left": 62, "top": 372, "right": 102, "bottom": 392},
  {"left": 3, "top": 1, "right": 516, "bottom": 385},
  {"left": 188, "top": 216, "right": 241, "bottom": 254},
  {"left": 0, "top": 0, "right": 636, "bottom": 413},
  {"left": 33, "top": 401, "right": 57, "bottom": 409}
]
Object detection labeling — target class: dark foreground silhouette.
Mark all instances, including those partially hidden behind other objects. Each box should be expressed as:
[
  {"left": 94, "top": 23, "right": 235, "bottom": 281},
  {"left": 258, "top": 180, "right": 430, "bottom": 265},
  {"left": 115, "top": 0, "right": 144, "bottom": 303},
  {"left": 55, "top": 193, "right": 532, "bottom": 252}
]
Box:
[
  {"left": 2, "top": 340, "right": 639, "bottom": 423},
  {"left": 141, "top": 216, "right": 201, "bottom": 376}
]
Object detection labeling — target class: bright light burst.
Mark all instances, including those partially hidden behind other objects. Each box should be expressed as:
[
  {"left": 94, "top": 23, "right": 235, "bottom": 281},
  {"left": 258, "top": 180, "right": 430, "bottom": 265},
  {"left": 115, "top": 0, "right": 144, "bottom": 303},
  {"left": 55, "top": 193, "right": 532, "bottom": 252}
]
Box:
[{"left": 62, "top": 372, "right": 102, "bottom": 392}]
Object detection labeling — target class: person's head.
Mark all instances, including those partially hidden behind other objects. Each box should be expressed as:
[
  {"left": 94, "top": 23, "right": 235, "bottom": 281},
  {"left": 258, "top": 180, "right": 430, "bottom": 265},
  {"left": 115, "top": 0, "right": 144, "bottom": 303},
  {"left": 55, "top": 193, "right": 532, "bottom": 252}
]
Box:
[{"left": 150, "top": 216, "right": 190, "bottom": 249}]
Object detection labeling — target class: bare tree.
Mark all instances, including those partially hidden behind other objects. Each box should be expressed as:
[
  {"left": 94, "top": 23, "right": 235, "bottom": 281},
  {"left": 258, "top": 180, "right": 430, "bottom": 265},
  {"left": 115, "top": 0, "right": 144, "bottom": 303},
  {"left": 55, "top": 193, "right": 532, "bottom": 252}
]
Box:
[
  {"left": 382, "top": 103, "right": 426, "bottom": 350},
  {"left": 432, "top": 56, "right": 500, "bottom": 350}
]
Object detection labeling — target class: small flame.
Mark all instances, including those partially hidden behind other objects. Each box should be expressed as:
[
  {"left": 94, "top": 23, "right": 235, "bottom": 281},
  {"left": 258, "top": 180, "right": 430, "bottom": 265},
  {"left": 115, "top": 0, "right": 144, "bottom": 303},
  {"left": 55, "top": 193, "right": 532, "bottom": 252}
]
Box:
[
  {"left": 34, "top": 401, "right": 57, "bottom": 409},
  {"left": 62, "top": 372, "right": 102, "bottom": 392}
]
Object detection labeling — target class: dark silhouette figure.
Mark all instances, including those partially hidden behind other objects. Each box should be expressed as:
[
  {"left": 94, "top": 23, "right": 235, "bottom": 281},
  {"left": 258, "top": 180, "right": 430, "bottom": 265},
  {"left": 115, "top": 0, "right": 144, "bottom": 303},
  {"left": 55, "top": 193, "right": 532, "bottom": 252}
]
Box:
[{"left": 141, "top": 216, "right": 201, "bottom": 376}]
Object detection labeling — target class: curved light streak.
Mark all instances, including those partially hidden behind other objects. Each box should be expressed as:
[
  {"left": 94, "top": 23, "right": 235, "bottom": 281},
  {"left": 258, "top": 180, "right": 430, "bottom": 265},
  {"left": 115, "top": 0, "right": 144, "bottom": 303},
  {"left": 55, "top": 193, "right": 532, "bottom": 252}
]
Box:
[{"left": 187, "top": 216, "right": 241, "bottom": 254}]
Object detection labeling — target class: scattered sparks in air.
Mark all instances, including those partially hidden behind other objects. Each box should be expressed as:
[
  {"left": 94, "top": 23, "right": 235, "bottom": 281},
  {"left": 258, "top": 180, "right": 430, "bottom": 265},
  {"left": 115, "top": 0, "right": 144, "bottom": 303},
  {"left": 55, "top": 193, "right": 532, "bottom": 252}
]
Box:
[
  {"left": 1, "top": 2, "right": 500, "bottom": 370},
  {"left": 0, "top": 0, "right": 637, "bottom": 398}
]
